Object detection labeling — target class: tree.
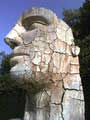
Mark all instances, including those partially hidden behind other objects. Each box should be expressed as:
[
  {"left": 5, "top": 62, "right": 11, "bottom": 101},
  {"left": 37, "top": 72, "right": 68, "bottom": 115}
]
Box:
[
  {"left": 0, "top": 54, "right": 17, "bottom": 91},
  {"left": 63, "top": 9, "right": 81, "bottom": 38},
  {"left": 79, "top": 0, "right": 90, "bottom": 38},
  {"left": 63, "top": 1, "right": 90, "bottom": 119},
  {"left": 63, "top": 0, "right": 90, "bottom": 77},
  {"left": 0, "top": 54, "right": 11, "bottom": 74}
]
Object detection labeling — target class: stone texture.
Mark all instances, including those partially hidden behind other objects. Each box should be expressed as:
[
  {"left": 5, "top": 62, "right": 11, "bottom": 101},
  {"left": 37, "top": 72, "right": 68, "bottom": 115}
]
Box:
[
  {"left": 71, "top": 45, "right": 80, "bottom": 56},
  {"left": 5, "top": 8, "right": 85, "bottom": 120},
  {"left": 65, "top": 28, "right": 74, "bottom": 45},
  {"left": 69, "top": 64, "right": 80, "bottom": 74},
  {"left": 56, "top": 28, "right": 66, "bottom": 42},
  {"left": 50, "top": 104, "right": 62, "bottom": 120},
  {"left": 41, "top": 54, "right": 51, "bottom": 64},
  {"left": 54, "top": 40, "right": 66, "bottom": 53},
  {"left": 36, "top": 91, "right": 50, "bottom": 108},
  {"left": 32, "top": 52, "right": 41, "bottom": 65},
  {"left": 63, "top": 74, "right": 81, "bottom": 90},
  {"left": 51, "top": 81, "right": 64, "bottom": 104},
  {"left": 63, "top": 90, "right": 84, "bottom": 120}
]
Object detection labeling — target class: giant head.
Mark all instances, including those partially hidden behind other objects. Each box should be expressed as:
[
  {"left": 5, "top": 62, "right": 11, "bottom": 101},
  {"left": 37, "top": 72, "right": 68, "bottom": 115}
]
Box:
[
  {"left": 4, "top": 8, "right": 85, "bottom": 120},
  {"left": 5, "top": 8, "right": 80, "bottom": 89}
]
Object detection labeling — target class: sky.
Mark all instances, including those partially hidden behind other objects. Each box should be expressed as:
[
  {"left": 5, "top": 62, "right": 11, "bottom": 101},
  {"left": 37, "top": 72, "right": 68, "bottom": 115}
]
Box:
[{"left": 0, "top": 0, "right": 84, "bottom": 54}]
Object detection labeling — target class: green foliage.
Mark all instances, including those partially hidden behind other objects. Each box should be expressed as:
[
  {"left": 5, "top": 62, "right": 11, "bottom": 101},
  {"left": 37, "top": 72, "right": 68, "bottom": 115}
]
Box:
[
  {"left": 0, "top": 74, "right": 16, "bottom": 91},
  {"left": 0, "top": 54, "right": 12, "bottom": 74},
  {"left": 79, "top": 0, "right": 90, "bottom": 38},
  {"left": 76, "top": 35, "right": 90, "bottom": 76},
  {"left": 63, "top": 9, "right": 81, "bottom": 38},
  {"left": 63, "top": 0, "right": 90, "bottom": 77},
  {"left": 0, "top": 54, "right": 18, "bottom": 91},
  {"left": 63, "top": 0, "right": 90, "bottom": 39}
]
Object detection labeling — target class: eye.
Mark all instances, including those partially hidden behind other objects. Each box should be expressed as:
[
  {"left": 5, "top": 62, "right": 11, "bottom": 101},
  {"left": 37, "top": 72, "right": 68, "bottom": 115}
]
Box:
[
  {"left": 29, "top": 22, "right": 47, "bottom": 30},
  {"left": 22, "top": 16, "right": 49, "bottom": 31}
]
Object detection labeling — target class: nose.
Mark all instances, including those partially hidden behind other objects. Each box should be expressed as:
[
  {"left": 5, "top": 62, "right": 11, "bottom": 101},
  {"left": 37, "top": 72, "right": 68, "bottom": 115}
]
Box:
[
  {"left": 4, "top": 24, "right": 26, "bottom": 48},
  {"left": 5, "top": 36, "right": 22, "bottom": 49}
]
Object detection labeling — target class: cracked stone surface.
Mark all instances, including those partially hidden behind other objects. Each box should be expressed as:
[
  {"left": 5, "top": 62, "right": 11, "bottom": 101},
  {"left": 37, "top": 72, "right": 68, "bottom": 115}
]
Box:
[{"left": 5, "top": 8, "right": 85, "bottom": 120}]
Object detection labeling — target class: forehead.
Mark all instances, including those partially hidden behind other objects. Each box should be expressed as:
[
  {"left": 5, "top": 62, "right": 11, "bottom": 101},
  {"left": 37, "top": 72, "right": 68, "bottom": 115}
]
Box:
[
  {"left": 8, "top": 8, "right": 74, "bottom": 46},
  {"left": 18, "top": 8, "right": 59, "bottom": 29}
]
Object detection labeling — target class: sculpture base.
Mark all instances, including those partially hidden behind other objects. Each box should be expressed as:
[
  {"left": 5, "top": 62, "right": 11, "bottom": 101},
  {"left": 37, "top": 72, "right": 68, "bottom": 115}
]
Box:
[{"left": 24, "top": 80, "right": 85, "bottom": 120}]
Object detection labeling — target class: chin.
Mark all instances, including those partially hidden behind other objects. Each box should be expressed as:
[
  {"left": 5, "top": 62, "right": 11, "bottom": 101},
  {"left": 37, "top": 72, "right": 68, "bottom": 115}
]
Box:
[{"left": 10, "top": 63, "right": 32, "bottom": 82}]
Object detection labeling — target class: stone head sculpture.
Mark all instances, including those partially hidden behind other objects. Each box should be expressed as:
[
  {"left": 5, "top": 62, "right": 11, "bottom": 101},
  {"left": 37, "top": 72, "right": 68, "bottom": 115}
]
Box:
[{"left": 5, "top": 8, "right": 84, "bottom": 120}]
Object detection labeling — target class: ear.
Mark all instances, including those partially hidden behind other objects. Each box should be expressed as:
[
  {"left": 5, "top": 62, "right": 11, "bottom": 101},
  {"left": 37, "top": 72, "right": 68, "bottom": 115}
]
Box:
[{"left": 71, "top": 45, "right": 80, "bottom": 57}]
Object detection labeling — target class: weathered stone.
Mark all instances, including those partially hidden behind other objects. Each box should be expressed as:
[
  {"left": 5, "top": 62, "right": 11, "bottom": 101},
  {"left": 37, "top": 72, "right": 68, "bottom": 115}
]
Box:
[
  {"left": 35, "top": 108, "right": 50, "bottom": 120},
  {"left": 5, "top": 24, "right": 26, "bottom": 45},
  {"left": 63, "top": 74, "right": 81, "bottom": 90},
  {"left": 71, "top": 45, "right": 80, "bottom": 56},
  {"left": 32, "top": 40, "right": 50, "bottom": 52},
  {"left": 63, "top": 90, "right": 84, "bottom": 120},
  {"left": 35, "top": 72, "right": 52, "bottom": 83},
  {"left": 58, "top": 19, "right": 69, "bottom": 31},
  {"left": 36, "top": 91, "right": 50, "bottom": 108},
  {"left": 54, "top": 40, "right": 66, "bottom": 53},
  {"left": 56, "top": 28, "right": 66, "bottom": 42},
  {"left": 42, "top": 54, "right": 51, "bottom": 64},
  {"left": 66, "top": 44, "right": 72, "bottom": 55},
  {"left": 71, "top": 56, "right": 79, "bottom": 65},
  {"left": 5, "top": 7, "right": 84, "bottom": 120},
  {"left": 47, "top": 24, "right": 56, "bottom": 32},
  {"left": 52, "top": 73, "right": 62, "bottom": 81},
  {"left": 40, "top": 63, "right": 48, "bottom": 73},
  {"left": 66, "top": 28, "right": 74, "bottom": 45},
  {"left": 52, "top": 53, "right": 61, "bottom": 70},
  {"left": 36, "top": 66, "right": 40, "bottom": 72},
  {"left": 22, "top": 30, "right": 37, "bottom": 44},
  {"left": 13, "top": 24, "right": 26, "bottom": 34},
  {"left": 48, "top": 60, "right": 53, "bottom": 73},
  {"left": 50, "top": 104, "right": 62, "bottom": 120},
  {"left": 51, "top": 81, "right": 64, "bottom": 104},
  {"left": 70, "top": 64, "right": 80, "bottom": 74},
  {"left": 47, "top": 32, "right": 57, "bottom": 43},
  {"left": 58, "top": 55, "right": 71, "bottom": 73},
  {"left": 32, "top": 52, "right": 41, "bottom": 65}
]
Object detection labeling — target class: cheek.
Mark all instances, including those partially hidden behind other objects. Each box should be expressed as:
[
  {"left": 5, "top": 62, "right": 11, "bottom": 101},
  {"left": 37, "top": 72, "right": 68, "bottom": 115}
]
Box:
[
  {"left": 10, "top": 63, "right": 32, "bottom": 81},
  {"left": 21, "top": 29, "right": 38, "bottom": 45}
]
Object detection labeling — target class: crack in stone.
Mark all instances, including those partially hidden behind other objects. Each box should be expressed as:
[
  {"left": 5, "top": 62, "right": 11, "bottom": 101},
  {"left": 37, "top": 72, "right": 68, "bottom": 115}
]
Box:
[
  {"left": 51, "top": 102, "right": 61, "bottom": 105},
  {"left": 72, "top": 98, "right": 84, "bottom": 102},
  {"left": 60, "top": 80, "right": 65, "bottom": 120},
  {"left": 64, "top": 88, "right": 81, "bottom": 91},
  {"left": 61, "top": 91, "right": 65, "bottom": 120},
  {"left": 5, "top": 8, "right": 84, "bottom": 120}
]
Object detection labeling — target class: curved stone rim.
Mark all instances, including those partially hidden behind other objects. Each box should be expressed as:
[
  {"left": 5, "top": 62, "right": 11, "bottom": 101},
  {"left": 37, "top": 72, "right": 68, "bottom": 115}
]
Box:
[{"left": 18, "top": 8, "right": 59, "bottom": 29}]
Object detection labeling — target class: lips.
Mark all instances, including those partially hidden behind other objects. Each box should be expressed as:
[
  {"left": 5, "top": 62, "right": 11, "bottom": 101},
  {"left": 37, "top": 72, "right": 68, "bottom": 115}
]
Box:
[
  {"left": 12, "top": 53, "right": 29, "bottom": 57},
  {"left": 10, "top": 54, "right": 29, "bottom": 67}
]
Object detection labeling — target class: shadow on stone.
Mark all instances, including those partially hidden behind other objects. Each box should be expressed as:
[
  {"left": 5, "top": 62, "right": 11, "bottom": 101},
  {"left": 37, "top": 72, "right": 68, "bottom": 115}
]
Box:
[{"left": 0, "top": 89, "right": 25, "bottom": 120}]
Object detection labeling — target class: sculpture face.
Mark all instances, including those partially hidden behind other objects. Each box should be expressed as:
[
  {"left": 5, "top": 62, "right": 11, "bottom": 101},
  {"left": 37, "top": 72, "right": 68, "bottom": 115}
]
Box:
[
  {"left": 4, "top": 8, "right": 84, "bottom": 120},
  {"left": 5, "top": 23, "right": 49, "bottom": 83},
  {"left": 5, "top": 8, "right": 80, "bottom": 87}
]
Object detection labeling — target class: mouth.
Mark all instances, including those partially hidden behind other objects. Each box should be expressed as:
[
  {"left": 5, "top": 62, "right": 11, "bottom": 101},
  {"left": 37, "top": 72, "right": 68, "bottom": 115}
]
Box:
[
  {"left": 10, "top": 53, "right": 29, "bottom": 67},
  {"left": 12, "top": 52, "right": 29, "bottom": 57}
]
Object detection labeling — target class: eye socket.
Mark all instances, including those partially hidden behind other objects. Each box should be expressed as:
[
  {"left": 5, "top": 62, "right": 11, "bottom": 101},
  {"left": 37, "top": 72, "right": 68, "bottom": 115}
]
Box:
[
  {"left": 22, "top": 16, "right": 49, "bottom": 31},
  {"left": 29, "top": 22, "right": 47, "bottom": 30}
]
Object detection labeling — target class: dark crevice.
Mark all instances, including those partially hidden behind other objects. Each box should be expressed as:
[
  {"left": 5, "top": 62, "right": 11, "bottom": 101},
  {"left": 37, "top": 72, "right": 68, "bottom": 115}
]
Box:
[
  {"left": 60, "top": 80, "right": 65, "bottom": 120},
  {"left": 51, "top": 103, "right": 61, "bottom": 105},
  {"left": 72, "top": 98, "right": 84, "bottom": 102},
  {"left": 64, "top": 88, "right": 81, "bottom": 91}
]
